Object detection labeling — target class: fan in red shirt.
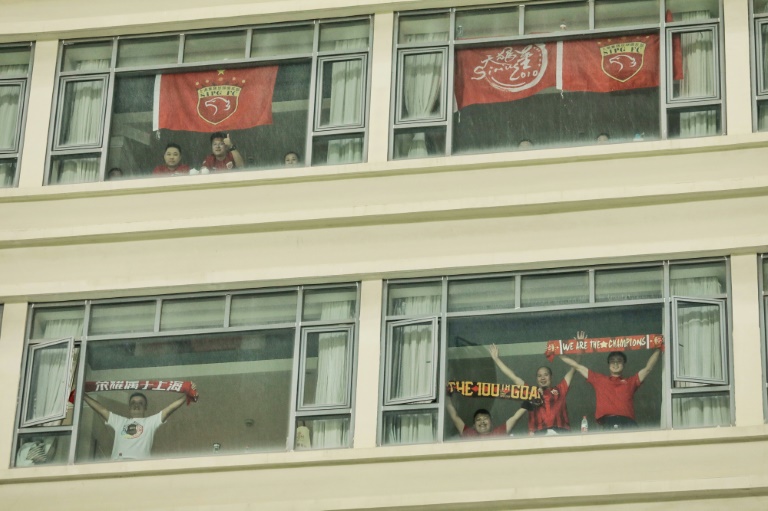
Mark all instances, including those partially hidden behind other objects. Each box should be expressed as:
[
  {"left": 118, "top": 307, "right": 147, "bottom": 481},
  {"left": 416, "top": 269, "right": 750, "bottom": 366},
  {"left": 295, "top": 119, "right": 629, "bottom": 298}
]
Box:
[
  {"left": 489, "top": 342, "right": 577, "bottom": 435},
  {"left": 200, "top": 132, "right": 244, "bottom": 173},
  {"left": 561, "top": 331, "right": 661, "bottom": 429},
  {"left": 152, "top": 143, "right": 191, "bottom": 176},
  {"left": 446, "top": 399, "right": 525, "bottom": 438}
]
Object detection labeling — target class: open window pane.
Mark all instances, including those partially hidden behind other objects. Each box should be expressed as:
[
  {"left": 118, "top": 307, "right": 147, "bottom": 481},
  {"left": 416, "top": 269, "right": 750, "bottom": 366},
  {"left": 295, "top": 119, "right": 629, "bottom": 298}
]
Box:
[
  {"left": 397, "top": 50, "right": 445, "bottom": 124},
  {"left": 316, "top": 56, "right": 365, "bottom": 129},
  {"left": 295, "top": 416, "right": 350, "bottom": 449},
  {"left": 385, "top": 318, "right": 438, "bottom": 405},
  {"left": 56, "top": 78, "right": 107, "bottom": 148},
  {"left": 22, "top": 337, "right": 75, "bottom": 427},
  {"left": 183, "top": 31, "right": 247, "bottom": 63},
  {"left": 382, "top": 410, "right": 437, "bottom": 445},
  {"left": 0, "top": 83, "right": 22, "bottom": 151},
  {"left": 393, "top": 126, "right": 446, "bottom": 159},
  {"left": 594, "top": 0, "right": 659, "bottom": 28},
  {"left": 672, "top": 298, "right": 727, "bottom": 385},
  {"left": 299, "top": 328, "right": 353, "bottom": 410},
  {"left": 117, "top": 36, "right": 179, "bottom": 68}
]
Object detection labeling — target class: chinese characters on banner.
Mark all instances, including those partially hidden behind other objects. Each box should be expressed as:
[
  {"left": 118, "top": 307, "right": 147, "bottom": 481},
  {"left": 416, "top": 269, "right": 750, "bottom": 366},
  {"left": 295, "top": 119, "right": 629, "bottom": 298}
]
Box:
[
  {"left": 83, "top": 380, "right": 199, "bottom": 403},
  {"left": 544, "top": 334, "right": 665, "bottom": 362}
]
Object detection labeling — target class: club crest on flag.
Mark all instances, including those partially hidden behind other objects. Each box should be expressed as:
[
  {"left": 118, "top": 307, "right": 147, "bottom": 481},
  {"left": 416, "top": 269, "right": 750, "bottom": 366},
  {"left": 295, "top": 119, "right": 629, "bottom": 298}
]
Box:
[
  {"left": 599, "top": 41, "right": 647, "bottom": 83},
  {"left": 196, "top": 71, "right": 244, "bottom": 125},
  {"left": 472, "top": 44, "right": 548, "bottom": 93}
]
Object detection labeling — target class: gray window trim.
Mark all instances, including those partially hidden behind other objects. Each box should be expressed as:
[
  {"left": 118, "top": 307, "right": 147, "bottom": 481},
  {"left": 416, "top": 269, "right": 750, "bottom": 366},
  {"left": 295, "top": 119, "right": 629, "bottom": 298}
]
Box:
[
  {"left": 51, "top": 74, "right": 109, "bottom": 152},
  {"left": 20, "top": 337, "right": 76, "bottom": 428},
  {"left": 664, "top": 24, "right": 721, "bottom": 104},
  {"left": 394, "top": 47, "right": 449, "bottom": 125},
  {"left": 383, "top": 317, "right": 440, "bottom": 406},
  {"left": 670, "top": 296, "right": 728, "bottom": 386},
  {"left": 297, "top": 325, "right": 355, "bottom": 412}
]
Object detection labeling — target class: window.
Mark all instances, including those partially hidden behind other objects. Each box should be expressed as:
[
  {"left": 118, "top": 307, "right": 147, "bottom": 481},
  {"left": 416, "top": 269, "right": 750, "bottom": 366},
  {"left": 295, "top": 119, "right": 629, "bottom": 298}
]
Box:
[
  {"left": 380, "top": 260, "right": 732, "bottom": 445},
  {"left": 391, "top": 1, "right": 724, "bottom": 160},
  {"left": 45, "top": 18, "right": 371, "bottom": 184},
  {"left": 0, "top": 43, "right": 33, "bottom": 187},
  {"left": 752, "top": 1, "right": 768, "bottom": 130},
  {"left": 13, "top": 285, "right": 358, "bottom": 466}
]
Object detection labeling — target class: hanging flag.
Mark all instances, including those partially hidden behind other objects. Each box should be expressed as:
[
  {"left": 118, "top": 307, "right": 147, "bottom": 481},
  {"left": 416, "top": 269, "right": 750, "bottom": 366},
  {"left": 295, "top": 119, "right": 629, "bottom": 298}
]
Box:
[
  {"left": 153, "top": 66, "right": 278, "bottom": 132},
  {"left": 560, "top": 34, "right": 660, "bottom": 93},
  {"left": 454, "top": 42, "right": 558, "bottom": 109}
]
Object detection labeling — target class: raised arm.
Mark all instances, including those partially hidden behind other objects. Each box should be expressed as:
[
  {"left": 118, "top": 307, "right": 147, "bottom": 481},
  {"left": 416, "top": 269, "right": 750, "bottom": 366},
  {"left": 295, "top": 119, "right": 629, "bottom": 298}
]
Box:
[
  {"left": 224, "top": 135, "right": 245, "bottom": 168},
  {"left": 445, "top": 399, "right": 466, "bottom": 434},
  {"left": 83, "top": 394, "right": 110, "bottom": 422},
  {"left": 161, "top": 382, "right": 196, "bottom": 422},
  {"left": 560, "top": 356, "right": 589, "bottom": 379},
  {"left": 488, "top": 344, "right": 525, "bottom": 386},
  {"left": 638, "top": 349, "right": 661, "bottom": 382},
  {"left": 505, "top": 407, "right": 527, "bottom": 433}
]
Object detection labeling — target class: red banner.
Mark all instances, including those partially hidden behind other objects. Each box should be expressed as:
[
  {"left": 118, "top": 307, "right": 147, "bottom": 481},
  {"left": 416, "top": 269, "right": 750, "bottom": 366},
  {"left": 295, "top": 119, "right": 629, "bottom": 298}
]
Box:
[
  {"left": 545, "top": 334, "right": 664, "bottom": 362},
  {"left": 83, "top": 380, "right": 199, "bottom": 404},
  {"left": 455, "top": 43, "right": 558, "bottom": 110},
  {"left": 447, "top": 380, "right": 541, "bottom": 401},
  {"left": 153, "top": 67, "right": 278, "bottom": 132}
]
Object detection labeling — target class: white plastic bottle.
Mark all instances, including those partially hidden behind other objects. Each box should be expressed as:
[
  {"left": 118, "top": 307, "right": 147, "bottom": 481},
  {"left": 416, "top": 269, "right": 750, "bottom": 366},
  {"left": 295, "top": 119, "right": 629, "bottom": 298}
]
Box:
[{"left": 581, "top": 416, "right": 588, "bottom": 433}]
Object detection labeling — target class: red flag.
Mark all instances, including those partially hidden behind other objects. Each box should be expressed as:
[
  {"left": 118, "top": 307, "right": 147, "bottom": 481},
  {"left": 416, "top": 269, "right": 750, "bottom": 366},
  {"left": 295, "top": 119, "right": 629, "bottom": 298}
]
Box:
[
  {"left": 153, "top": 67, "right": 278, "bottom": 132},
  {"left": 561, "top": 34, "right": 660, "bottom": 93},
  {"left": 544, "top": 334, "right": 664, "bottom": 362},
  {"left": 454, "top": 43, "right": 558, "bottom": 109}
]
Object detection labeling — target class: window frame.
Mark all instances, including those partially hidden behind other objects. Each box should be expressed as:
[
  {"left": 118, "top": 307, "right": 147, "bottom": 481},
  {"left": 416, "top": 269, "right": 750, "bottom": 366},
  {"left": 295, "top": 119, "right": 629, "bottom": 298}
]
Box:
[
  {"left": 19, "top": 336, "right": 76, "bottom": 428},
  {"left": 670, "top": 296, "right": 728, "bottom": 386},
  {"left": 297, "top": 324, "right": 356, "bottom": 412},
  {"left": 383, "top": 317, "right": 440, "bottom": 406},
  {"left": 394, "top": 47, "right": 449, "bottom": 125},
  {"left": 0, "top": 42, "right": 34, "bottom": 188}
]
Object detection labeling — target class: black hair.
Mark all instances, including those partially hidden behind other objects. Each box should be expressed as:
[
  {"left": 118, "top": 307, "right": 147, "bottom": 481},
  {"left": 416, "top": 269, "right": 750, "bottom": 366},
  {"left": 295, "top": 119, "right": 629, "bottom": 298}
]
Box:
[
  {"left": 536, "top": 366, "right": 553, "bottom": 377},
  {"left": 607, "top": 351, "right": 627, "bottom": 364},
  {"left": 210, "top": 131, "right": 227, "bottom": 142},
  {"left": 473, "top": 408, "right": 491, "bottom": 420},
  {"left": 128, "top": 392, "right": 148, "bottom": 406},
  {"left": 165, "top": 142, "right": 182, "bottom": 153}
]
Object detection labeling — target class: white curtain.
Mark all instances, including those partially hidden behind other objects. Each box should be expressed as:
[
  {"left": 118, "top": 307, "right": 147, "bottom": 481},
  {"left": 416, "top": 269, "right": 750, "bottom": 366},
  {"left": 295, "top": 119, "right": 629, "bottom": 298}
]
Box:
[
  {"left": 397, "top": 33, "right": 447, "bottom": 158},
  {"left": 326, "top": 40, "right": 365, "bottom": 164},
  {"left": 384, "top": 412, "right": 435, "bottom": 444},
  {"left": 0, "top": 65, "right": 24, "bottom": 187},
  {"left": 759, "top": 25, "right": 768, "bottom": 130},
  {"left": 677, "top": 12, "right": 718, "bottom": 137},
  {"left": 671, "top": 277, "right": 729, "bottom": 427}
]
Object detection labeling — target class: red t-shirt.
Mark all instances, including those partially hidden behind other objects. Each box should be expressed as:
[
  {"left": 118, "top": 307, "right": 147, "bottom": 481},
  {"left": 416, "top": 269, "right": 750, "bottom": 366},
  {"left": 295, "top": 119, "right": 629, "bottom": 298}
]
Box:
[
  {"left": 153, "top": 164, "right": 191, "bottom": 175},
  {"left": 528, "top": 379, "right": 570, "bottom": 433},
  {"left": 201, "top": 153, "right": 235, "bottom": 171},
  {"left": 461, "top": 424, "right": 507, "bottom": 437},
  {"left": 587, "top": 371, "right": 642, "bottom": 422}
]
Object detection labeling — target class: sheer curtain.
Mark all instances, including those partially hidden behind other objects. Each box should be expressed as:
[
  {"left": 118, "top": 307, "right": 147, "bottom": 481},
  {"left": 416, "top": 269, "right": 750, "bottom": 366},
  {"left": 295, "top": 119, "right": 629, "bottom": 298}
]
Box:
[
  {"left": 760, "top": 25, "right": 768, "bottom": 130},
  {"left": 677, "top": 12, "right": 718, "bottom": 137},
  {"left": 326, "top": 40, "right": 365, "bottom": 164},
  {"left": 385, "top": 295, "right": 440, "bottom": 443},
  {"left": 398, "top": 33, "right": 447, "bottom": 158},
  {"left": 310, "top": 300, "right": 354, "bottom": 448},
  {"left": 670, "top": 277, "right": 729, "bottom": 427},
  {"left": 0, "top": 65, "right": 24, "bottom": 186},
  {"left": 55, "top": 59, "right": 109, "bottom": 184}
]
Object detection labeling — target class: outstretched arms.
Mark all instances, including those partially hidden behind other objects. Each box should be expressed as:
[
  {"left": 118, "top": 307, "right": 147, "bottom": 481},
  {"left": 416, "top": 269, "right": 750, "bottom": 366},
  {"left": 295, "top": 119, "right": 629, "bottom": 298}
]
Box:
[
  {"left": 161, "top": 382, "right": 197, "bottom": 422},
  {"left": 445, "top": 398, "right": 465, "bottom": 434},
  {"left": 638, "top": 349, "right": 661, "bottom": 382},
  {"left": 559, "top": 331, "right": 589, "bottom": 379},
  {"left": 505, "top": 407, "right": 527, "bottom": 433},
  {"left": 82, "top": 394, "right": 110, "bottom": 422},
  {"left": 488, "top": 344, "right": 525, "bottom": 386}
]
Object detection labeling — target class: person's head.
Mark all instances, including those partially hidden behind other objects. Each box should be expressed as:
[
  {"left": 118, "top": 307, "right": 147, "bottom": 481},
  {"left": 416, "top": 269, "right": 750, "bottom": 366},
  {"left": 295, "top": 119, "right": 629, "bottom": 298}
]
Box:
[
  {"left": 284, "top": 151, "right": 299, "bottom": 166},
  {"left": 107, "top": 167, "right": 123, "bottom": 180},
  {"left": 607, "top": 351, "right": 627, "bottom": 376},
  {"left": 210, "top": 131, "right": 227, "bottom": 159},
  {"left": 596, "top": 133, "right": 610, "bottom": 144},
  {"left": 536, "top": 366, "right": 553, "bottom": 388},
  {"left": 163, "top": 143, "right": 182, "bottom": 169},
  {"left": 518, "top": 139, "right": 533, "bottom": 149},
  {"left": 128, "top": 393, "right": 148, "bottom": 418},
  {"left": 472, "top": 409, "right": 492, "bottom": 434}
]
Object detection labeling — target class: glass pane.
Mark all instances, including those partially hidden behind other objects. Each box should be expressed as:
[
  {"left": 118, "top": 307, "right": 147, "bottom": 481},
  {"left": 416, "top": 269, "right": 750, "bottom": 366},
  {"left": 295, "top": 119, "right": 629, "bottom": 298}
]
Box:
[
  {"left": 525, "top": 3, "right": 589, "bottom": 34},
  {"left": 296, "top": 417, "right": 350, "bottom": 449},
  {"left": 252, "top": 25, "right": 313, "bottom": 57},
  {"left": 62, "top": 41, "right": 112, "bottom": 72},
  {"left": 388, "top": 321, "right": 435, "bottom": 403},
  {"left": 398, "top": 13, "right": 450, "bottom": 44},
  {"left": 319, "top": 20, "right": 369, "bottom": 51},
  {"left": 0, "top": 84, "right": 21, "bottom": 150},
  {"left": 184, "top": 31, "right": 247, "bottom": 63},
  {"left": 77, "top": 329, "right": 295, "bottom": 461},
  {"left": 456, "top": 7, "right": 518, "bottom": 40},
  {"left": 57, "top": 79, "right": 105, "bottom": 147},
  {"left": 25, "top": 340, "right": 73, "bottom": 425},
  {"left": 117, "top": 36, "right": 179, "bottom": 67},
  {"left": 30, "top": 306, "right": 85, "bottom": 339},
  {"left": 595, "top": 267, "right": 663, "bottom": 302},
  {"left": 382, "top": 410, "right": 437, "bottom": 445},
  {"left": 302, "top": 287, "right": 356, "bottom": 321},
  {"left": 318, "top": 58, "right": 364, "bottom": 128},
  {"left": 667, "top": 106, "right": 721, "bottom": 138},
  {"left": 311, "top": 134, "right": 364, "bottom": 165},
  {"left": 763, "top": 258, "right": 768, "bottom": 291},
  {"left": 595, "top": 0, "right": 659, "bottom": 28},
  {"left": 393, "top": 126, "right": 446, "bottom": 160},
  {"left": 665, "top": 0, "right": 719, "bottom": 21},
  {"left": 757, "top": 0, "right": 768, "bottom": 15},
  {"left": 675, "top": 301, "right": 724, "bottom": 383},
  {"left": 670, "top": 261, "right": 727, "bottom": 296},
  {"left": 0, "top": 46, "right": 31, "bottom": 75},
  {"left": 89, "top": 301, "right": 156, "bottom": 336},
  {"left": 50, "top": 155, "right": 100, "bottom": 185},
  {"left": 399, "top": 51, "right": 444, "bottom": 122},
  {"left": 761, "top": 24, "right": 768, "bottom": 92},
  {"left": 230, "top": 291, "right": 297, "bottom": 327},
  {"left": 520, "top": 272, "right": 589, "bottom": 307},
  {"left": 448, "top": 277, "right": 515, "bottom": 312},
  {"left": 301, "top": 330, "right": 351, "bottom": 407},
  {"left": 160, "top": 297, "right": 226, "bottom": 330},
  {"left": 672, "top": 393, "right": 729, "bottom": 428},
  {"left": 671, "top": 29, "right": 717, "bottom": 100},
  {"left": 388, "top": 282, "right": 441, "bottom": 316},
  {"left": 0, "top": 159, "right": 16, "bottom": 187},
  {"left": 15, "top": 432, "right": 71, "bottom": 468}
]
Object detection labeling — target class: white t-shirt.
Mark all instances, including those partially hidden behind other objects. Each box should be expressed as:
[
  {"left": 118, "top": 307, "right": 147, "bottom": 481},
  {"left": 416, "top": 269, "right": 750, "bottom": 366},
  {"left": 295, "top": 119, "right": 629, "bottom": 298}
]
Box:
[{"left": 106, "top": 411, "right": 164, "bottom": 460}]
